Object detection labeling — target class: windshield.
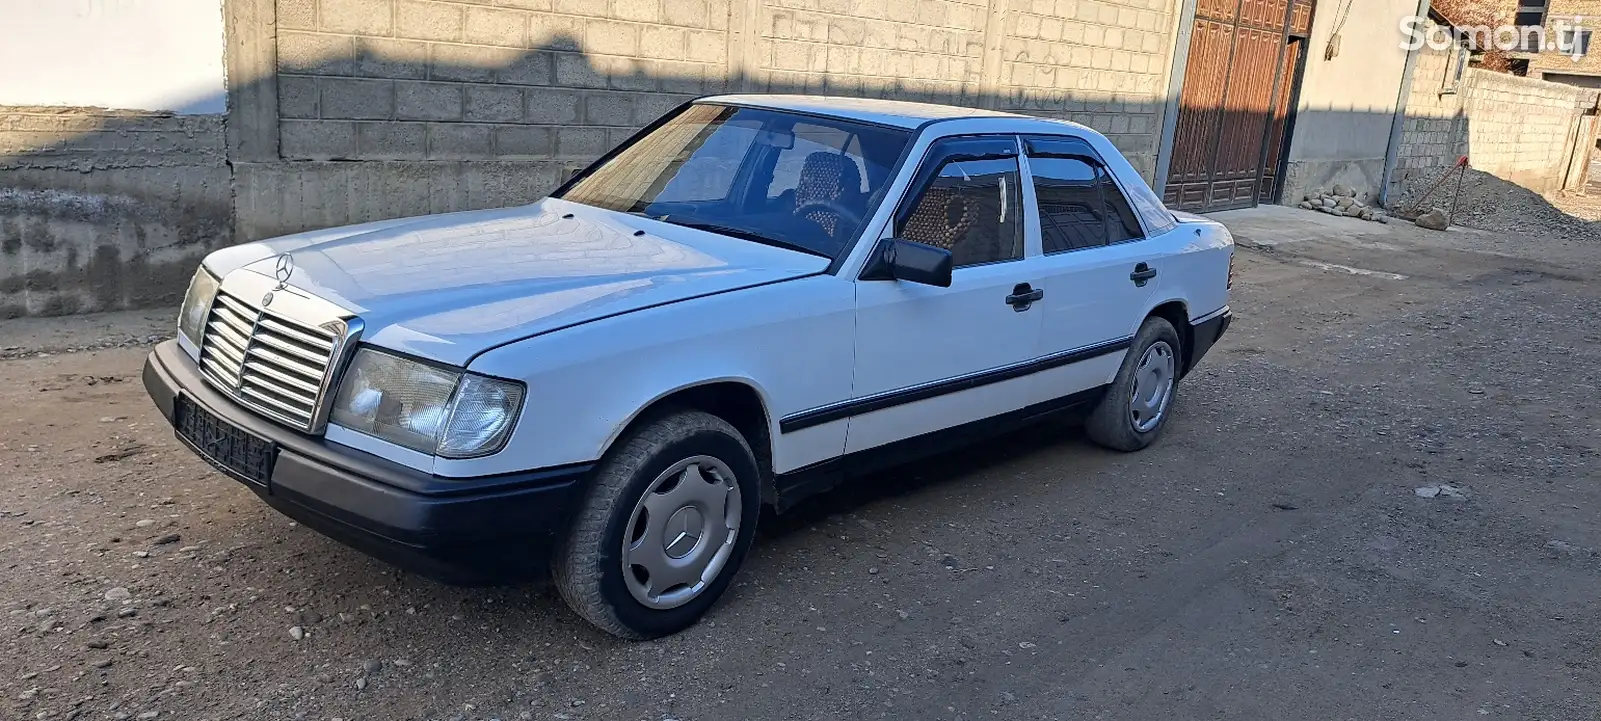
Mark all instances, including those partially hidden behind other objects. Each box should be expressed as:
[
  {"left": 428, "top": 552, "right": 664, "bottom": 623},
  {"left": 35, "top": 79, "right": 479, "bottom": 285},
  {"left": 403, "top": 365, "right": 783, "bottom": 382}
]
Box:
[{"left": 555, "top": 103, "right": 912, "bottom": 260}]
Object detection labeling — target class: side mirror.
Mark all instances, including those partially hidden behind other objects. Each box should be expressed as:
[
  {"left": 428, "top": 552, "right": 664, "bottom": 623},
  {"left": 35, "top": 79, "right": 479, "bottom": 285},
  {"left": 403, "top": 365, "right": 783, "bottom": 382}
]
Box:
[{"left": 861, "top": 238, "right": 953, "bottom": 287}]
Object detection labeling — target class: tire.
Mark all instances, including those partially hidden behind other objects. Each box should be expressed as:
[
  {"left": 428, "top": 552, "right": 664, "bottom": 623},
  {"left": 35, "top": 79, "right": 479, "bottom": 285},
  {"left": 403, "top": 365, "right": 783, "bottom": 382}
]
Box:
[
  {"left": 1085, "top": 316, "right": 1183, "bottom": 452},
  {"left": 552, "top": 409, "right": 762, "bottom": 639}
]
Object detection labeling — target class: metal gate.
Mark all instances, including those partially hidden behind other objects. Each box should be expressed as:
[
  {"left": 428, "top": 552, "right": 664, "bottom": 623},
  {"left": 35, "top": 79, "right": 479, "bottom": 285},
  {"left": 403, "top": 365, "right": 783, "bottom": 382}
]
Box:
[{"left": 1163, "top": 0, "right": 1314, "bottom": 212}]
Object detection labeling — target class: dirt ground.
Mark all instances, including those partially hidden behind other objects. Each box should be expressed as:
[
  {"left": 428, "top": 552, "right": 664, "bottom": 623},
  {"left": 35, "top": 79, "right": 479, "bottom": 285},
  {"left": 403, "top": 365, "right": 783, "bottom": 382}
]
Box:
[{"left": 4, "top": 200, "right": 1601, "bottom": 721}]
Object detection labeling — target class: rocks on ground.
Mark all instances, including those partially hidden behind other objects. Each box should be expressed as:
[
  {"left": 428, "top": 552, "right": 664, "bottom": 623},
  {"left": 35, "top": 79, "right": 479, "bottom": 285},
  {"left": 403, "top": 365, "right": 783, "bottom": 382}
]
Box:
[
  {"left": 1296, "top": 184, "right": 1389, "bottom": 223},
  {"left": 1415, "top": 484, "right": 1468, "bottom": 499},
  {"left": 1415, "top": 207, "right": 1450, "bottom": 231}
]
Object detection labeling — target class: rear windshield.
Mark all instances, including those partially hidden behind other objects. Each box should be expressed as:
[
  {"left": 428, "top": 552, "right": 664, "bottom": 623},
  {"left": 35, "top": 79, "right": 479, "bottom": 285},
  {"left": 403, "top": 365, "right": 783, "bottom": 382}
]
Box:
[{"left": 557, "top": 104, "right": 912, "bottom": 260}]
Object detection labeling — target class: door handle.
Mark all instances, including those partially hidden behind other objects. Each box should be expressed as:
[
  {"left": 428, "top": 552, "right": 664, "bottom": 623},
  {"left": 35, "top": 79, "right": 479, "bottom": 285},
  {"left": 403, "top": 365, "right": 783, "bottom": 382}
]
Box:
[
  {"left": 1130, "top": 262, "right": 1157, "bottom": 287},
  {"left": 1006, "top": 283, "right": 1044, "bottom": 311}
]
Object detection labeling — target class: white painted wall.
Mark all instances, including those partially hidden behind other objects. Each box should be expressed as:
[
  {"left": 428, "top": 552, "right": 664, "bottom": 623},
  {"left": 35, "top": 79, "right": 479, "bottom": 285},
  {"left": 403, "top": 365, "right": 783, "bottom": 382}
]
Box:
[
  {"left": 1286, "top": 0, "right": 1419, "bottom": 163},
  {"left": 0, "top": 0, "right": 227, "bottom": 114}
]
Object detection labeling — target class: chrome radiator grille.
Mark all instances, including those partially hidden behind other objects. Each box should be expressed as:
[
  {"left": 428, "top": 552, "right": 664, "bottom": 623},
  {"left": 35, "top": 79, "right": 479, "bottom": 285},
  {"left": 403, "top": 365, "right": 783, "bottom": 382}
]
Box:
[{"left": 198, "top": 290, "right": 340, "bottom": 431}]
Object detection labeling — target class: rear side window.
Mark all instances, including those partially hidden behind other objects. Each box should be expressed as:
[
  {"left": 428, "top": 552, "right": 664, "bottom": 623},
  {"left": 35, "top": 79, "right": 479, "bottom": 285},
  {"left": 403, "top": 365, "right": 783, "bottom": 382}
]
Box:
[
  {"left": 1025, "top": 137, "right": 1151, "bottom": 252},
  {"left": 1029, "top": 156, "right": 1106, "bottom": 253},
  {"left": 1102, "top": 172, "right": 1146, "bottom": 243},
  {"left": 1115, "top": 166, "right": 1177, "bottom": 235},
  {"left": 895, "top": 137, "right": 1023, "bottom": 268}
]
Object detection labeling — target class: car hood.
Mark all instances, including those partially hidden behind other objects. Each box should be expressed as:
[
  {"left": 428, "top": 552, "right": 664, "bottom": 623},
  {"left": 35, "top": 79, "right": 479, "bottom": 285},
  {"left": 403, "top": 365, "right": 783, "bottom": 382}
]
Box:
[{"left": 204, "top": 199, "right": 830, "bottom": 366}]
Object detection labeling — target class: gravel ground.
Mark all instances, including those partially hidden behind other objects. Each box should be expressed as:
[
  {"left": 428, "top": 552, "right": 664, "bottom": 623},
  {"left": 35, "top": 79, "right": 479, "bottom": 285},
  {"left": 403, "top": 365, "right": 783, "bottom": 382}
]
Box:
[
  {"left": 3, "top": 207, "right": 1601, "bottom": 721},
  {"left": 1395, "top": 167, "right": 1601, "bottom": 245},
  {"left": 1552, "top": 191, "right": 1601, "bottom": 223}
]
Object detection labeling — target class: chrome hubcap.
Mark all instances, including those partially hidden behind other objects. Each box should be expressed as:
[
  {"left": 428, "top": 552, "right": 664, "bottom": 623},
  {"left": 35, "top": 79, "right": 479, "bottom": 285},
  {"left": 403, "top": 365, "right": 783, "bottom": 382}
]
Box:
[
  {"left": 621, "top": 456, "right": 742, "bottom": 610},
  {"left": 1130, "top": 340, "right": 1176, "bottom": 433}
]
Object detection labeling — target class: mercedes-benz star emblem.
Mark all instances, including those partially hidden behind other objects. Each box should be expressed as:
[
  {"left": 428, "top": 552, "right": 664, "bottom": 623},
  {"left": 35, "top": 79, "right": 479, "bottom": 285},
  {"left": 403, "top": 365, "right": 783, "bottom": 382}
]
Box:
[
  {"left": 664, "top": 507, "right": 703, "bottom": 559},
  {"left": 273, "top": 253, "right": 295, "bottom": 290}
]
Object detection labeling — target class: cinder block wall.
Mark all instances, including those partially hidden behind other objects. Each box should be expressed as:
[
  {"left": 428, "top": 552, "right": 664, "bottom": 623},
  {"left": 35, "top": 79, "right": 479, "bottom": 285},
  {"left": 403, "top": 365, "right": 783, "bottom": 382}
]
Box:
[
  {"left": 239, "top": 0, "right": 1179, "bottom": 241},
  {"left": 1463, "top": 70, "right": 1597, "bottom": 193},
  {"left": 1388, "top": 23, "right": 1467, "bottom": 209},
  {"left": 1391, "top": 38, "right": 1598, "bottom": 208},
  {"left": 994, "top": 0, "right": 1171, "bottom": 175}
]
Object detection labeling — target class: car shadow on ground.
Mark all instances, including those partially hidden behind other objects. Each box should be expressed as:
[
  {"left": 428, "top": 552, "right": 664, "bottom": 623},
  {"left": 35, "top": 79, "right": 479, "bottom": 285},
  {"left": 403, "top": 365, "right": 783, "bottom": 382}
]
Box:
[
  {"left": 758, "top": 412, "right": 1097, "bottom": 541},
  {"left": 303, "top": 410, "right": 1103, "bottom": 640}
]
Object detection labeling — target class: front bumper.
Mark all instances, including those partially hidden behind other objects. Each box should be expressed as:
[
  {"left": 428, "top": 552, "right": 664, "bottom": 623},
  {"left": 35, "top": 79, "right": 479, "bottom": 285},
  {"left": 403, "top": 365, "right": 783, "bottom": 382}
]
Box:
[{"left": 143, "top": 340, "right": 590, "bottom": 584}]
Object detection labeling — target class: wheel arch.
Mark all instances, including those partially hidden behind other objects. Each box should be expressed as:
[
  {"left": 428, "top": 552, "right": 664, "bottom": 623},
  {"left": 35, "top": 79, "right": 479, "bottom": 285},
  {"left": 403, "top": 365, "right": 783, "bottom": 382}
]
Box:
[
  {"left": 600, "top": 378, "right": 778, "bottom": 507},
  {"left": 1144, "top": 299, "right": 1195, "bottom": 375}
]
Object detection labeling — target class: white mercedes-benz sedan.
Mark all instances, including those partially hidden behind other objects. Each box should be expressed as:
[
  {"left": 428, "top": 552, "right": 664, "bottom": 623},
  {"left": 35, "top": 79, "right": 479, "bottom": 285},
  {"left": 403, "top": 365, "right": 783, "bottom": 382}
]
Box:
[{"left": 143, "top": 95, "right": 1234, "bottom": 638}]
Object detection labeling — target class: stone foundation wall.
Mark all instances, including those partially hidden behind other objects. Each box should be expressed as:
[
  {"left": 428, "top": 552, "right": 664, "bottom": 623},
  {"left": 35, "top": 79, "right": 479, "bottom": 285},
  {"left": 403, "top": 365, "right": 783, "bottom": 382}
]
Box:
[{"left": 0, "top": 107, "right": 232, "bottom": 318}]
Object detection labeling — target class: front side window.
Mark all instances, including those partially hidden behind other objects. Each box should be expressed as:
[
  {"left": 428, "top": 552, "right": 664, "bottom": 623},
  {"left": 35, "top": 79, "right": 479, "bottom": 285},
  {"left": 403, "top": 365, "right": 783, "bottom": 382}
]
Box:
[
  {"left": 557, "top": 104, "right": 910, "bottom": 259},
  {"left": 895, "top": 137, "right": 1023, "bottom": 268}
]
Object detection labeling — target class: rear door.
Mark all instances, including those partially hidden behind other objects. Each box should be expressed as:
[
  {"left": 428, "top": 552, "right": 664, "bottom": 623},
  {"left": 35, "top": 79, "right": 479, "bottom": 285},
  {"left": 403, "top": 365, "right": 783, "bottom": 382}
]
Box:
[{"left": 1020, "top": 136, "right": 1166, "bottom": 401}]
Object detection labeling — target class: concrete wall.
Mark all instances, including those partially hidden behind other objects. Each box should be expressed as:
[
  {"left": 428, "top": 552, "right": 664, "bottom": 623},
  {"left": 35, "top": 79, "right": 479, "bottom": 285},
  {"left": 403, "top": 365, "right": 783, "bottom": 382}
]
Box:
[
  {"left": 0, "top": 0, "right": 231, "bottom": 318},
  {"left": 1, "top": 0, "right": 1183, "bottom": 317},
  {"left": 1279, "top": 0, "right": 1418, "bottom": 203},
  {"left": 993, "top": 0, "right": 1174, "bottom": 178}
]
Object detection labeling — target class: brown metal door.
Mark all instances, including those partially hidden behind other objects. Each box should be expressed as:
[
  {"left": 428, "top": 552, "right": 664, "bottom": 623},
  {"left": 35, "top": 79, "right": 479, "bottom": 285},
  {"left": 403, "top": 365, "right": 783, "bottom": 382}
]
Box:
[
  {"left": 1164, "top": 0, "right": 1310, "bottom": 212},
  {"left": 1259, "top": 36, "right": 1304, "bottom": 203}
]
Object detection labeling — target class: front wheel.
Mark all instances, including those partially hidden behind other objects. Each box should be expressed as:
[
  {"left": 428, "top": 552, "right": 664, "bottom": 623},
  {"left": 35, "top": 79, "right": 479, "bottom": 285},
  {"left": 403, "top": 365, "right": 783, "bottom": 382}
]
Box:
[
  {"left": 552, "top": 410, "right": 761, "bottom": 639},
  {"left": 1085, "top": 317, "right": 1182, "bottom": 452}
]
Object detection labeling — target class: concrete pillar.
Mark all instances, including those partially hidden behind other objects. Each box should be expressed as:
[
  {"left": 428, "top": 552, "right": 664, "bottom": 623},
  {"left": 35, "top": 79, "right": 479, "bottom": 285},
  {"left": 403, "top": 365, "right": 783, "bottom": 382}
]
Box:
[
  {"left": 977, "top": 0, "right": 1008, "bottom": 110},
  {"left": 224, "top": 0, "right": 281, "bottom": 163}
]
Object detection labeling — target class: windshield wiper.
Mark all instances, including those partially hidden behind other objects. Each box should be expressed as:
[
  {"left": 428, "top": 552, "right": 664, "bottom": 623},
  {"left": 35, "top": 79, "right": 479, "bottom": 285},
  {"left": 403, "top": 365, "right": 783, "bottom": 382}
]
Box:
[{"left": 664, "top": 220, "right": 831, "bottom": 259}]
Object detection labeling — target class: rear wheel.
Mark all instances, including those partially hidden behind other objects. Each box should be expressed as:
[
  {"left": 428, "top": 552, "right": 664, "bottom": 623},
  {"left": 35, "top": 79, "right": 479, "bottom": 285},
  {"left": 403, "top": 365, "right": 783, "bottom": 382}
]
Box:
[
  {"left": 1085, "top": 317, "right": 1181, "bottom": 451},
  {"left": 553, "top": 410, "right": 761, "bottom": 639}
]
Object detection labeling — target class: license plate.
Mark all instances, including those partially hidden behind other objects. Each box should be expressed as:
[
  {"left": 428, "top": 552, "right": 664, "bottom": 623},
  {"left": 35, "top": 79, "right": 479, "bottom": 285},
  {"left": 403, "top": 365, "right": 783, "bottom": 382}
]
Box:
[{"left": 175, "top": 395, "right": 277, "bottom": 488}]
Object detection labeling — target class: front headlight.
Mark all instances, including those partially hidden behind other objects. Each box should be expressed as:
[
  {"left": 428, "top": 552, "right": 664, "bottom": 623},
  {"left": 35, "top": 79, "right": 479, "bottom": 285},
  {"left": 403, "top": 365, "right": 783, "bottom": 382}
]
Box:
[
  {"left": 330, "top": 349, "right": 525, "bottom": 459},
  {"left": 178, "top": 267, "right": 220, "bottom": 347}
]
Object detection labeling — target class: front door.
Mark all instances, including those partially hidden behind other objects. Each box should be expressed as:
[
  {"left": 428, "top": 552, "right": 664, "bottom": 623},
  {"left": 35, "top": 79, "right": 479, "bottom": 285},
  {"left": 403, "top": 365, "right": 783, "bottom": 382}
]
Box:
[
  {"left": 846, "top": 136, "right": 1043, "bottom": 454},
  {"left": 1019, "top": 137, "right": 1162, "bottom": 402}
]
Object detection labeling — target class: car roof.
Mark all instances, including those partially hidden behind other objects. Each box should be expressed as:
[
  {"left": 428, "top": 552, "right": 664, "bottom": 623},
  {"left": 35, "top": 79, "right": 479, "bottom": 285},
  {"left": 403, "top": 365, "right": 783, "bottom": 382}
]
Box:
[{"left": 699, "top": 94, "right": 1034, "bottom": 130}]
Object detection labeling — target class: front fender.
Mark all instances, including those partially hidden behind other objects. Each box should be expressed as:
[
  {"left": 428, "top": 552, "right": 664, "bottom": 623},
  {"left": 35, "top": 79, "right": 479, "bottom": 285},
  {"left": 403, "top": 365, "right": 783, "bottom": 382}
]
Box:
[
  {"left": 432, "top": 274, "right": 857, "bottom": 479},
  {"left": 595, "top": 376, "right": 777, "bottom": 457}
]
